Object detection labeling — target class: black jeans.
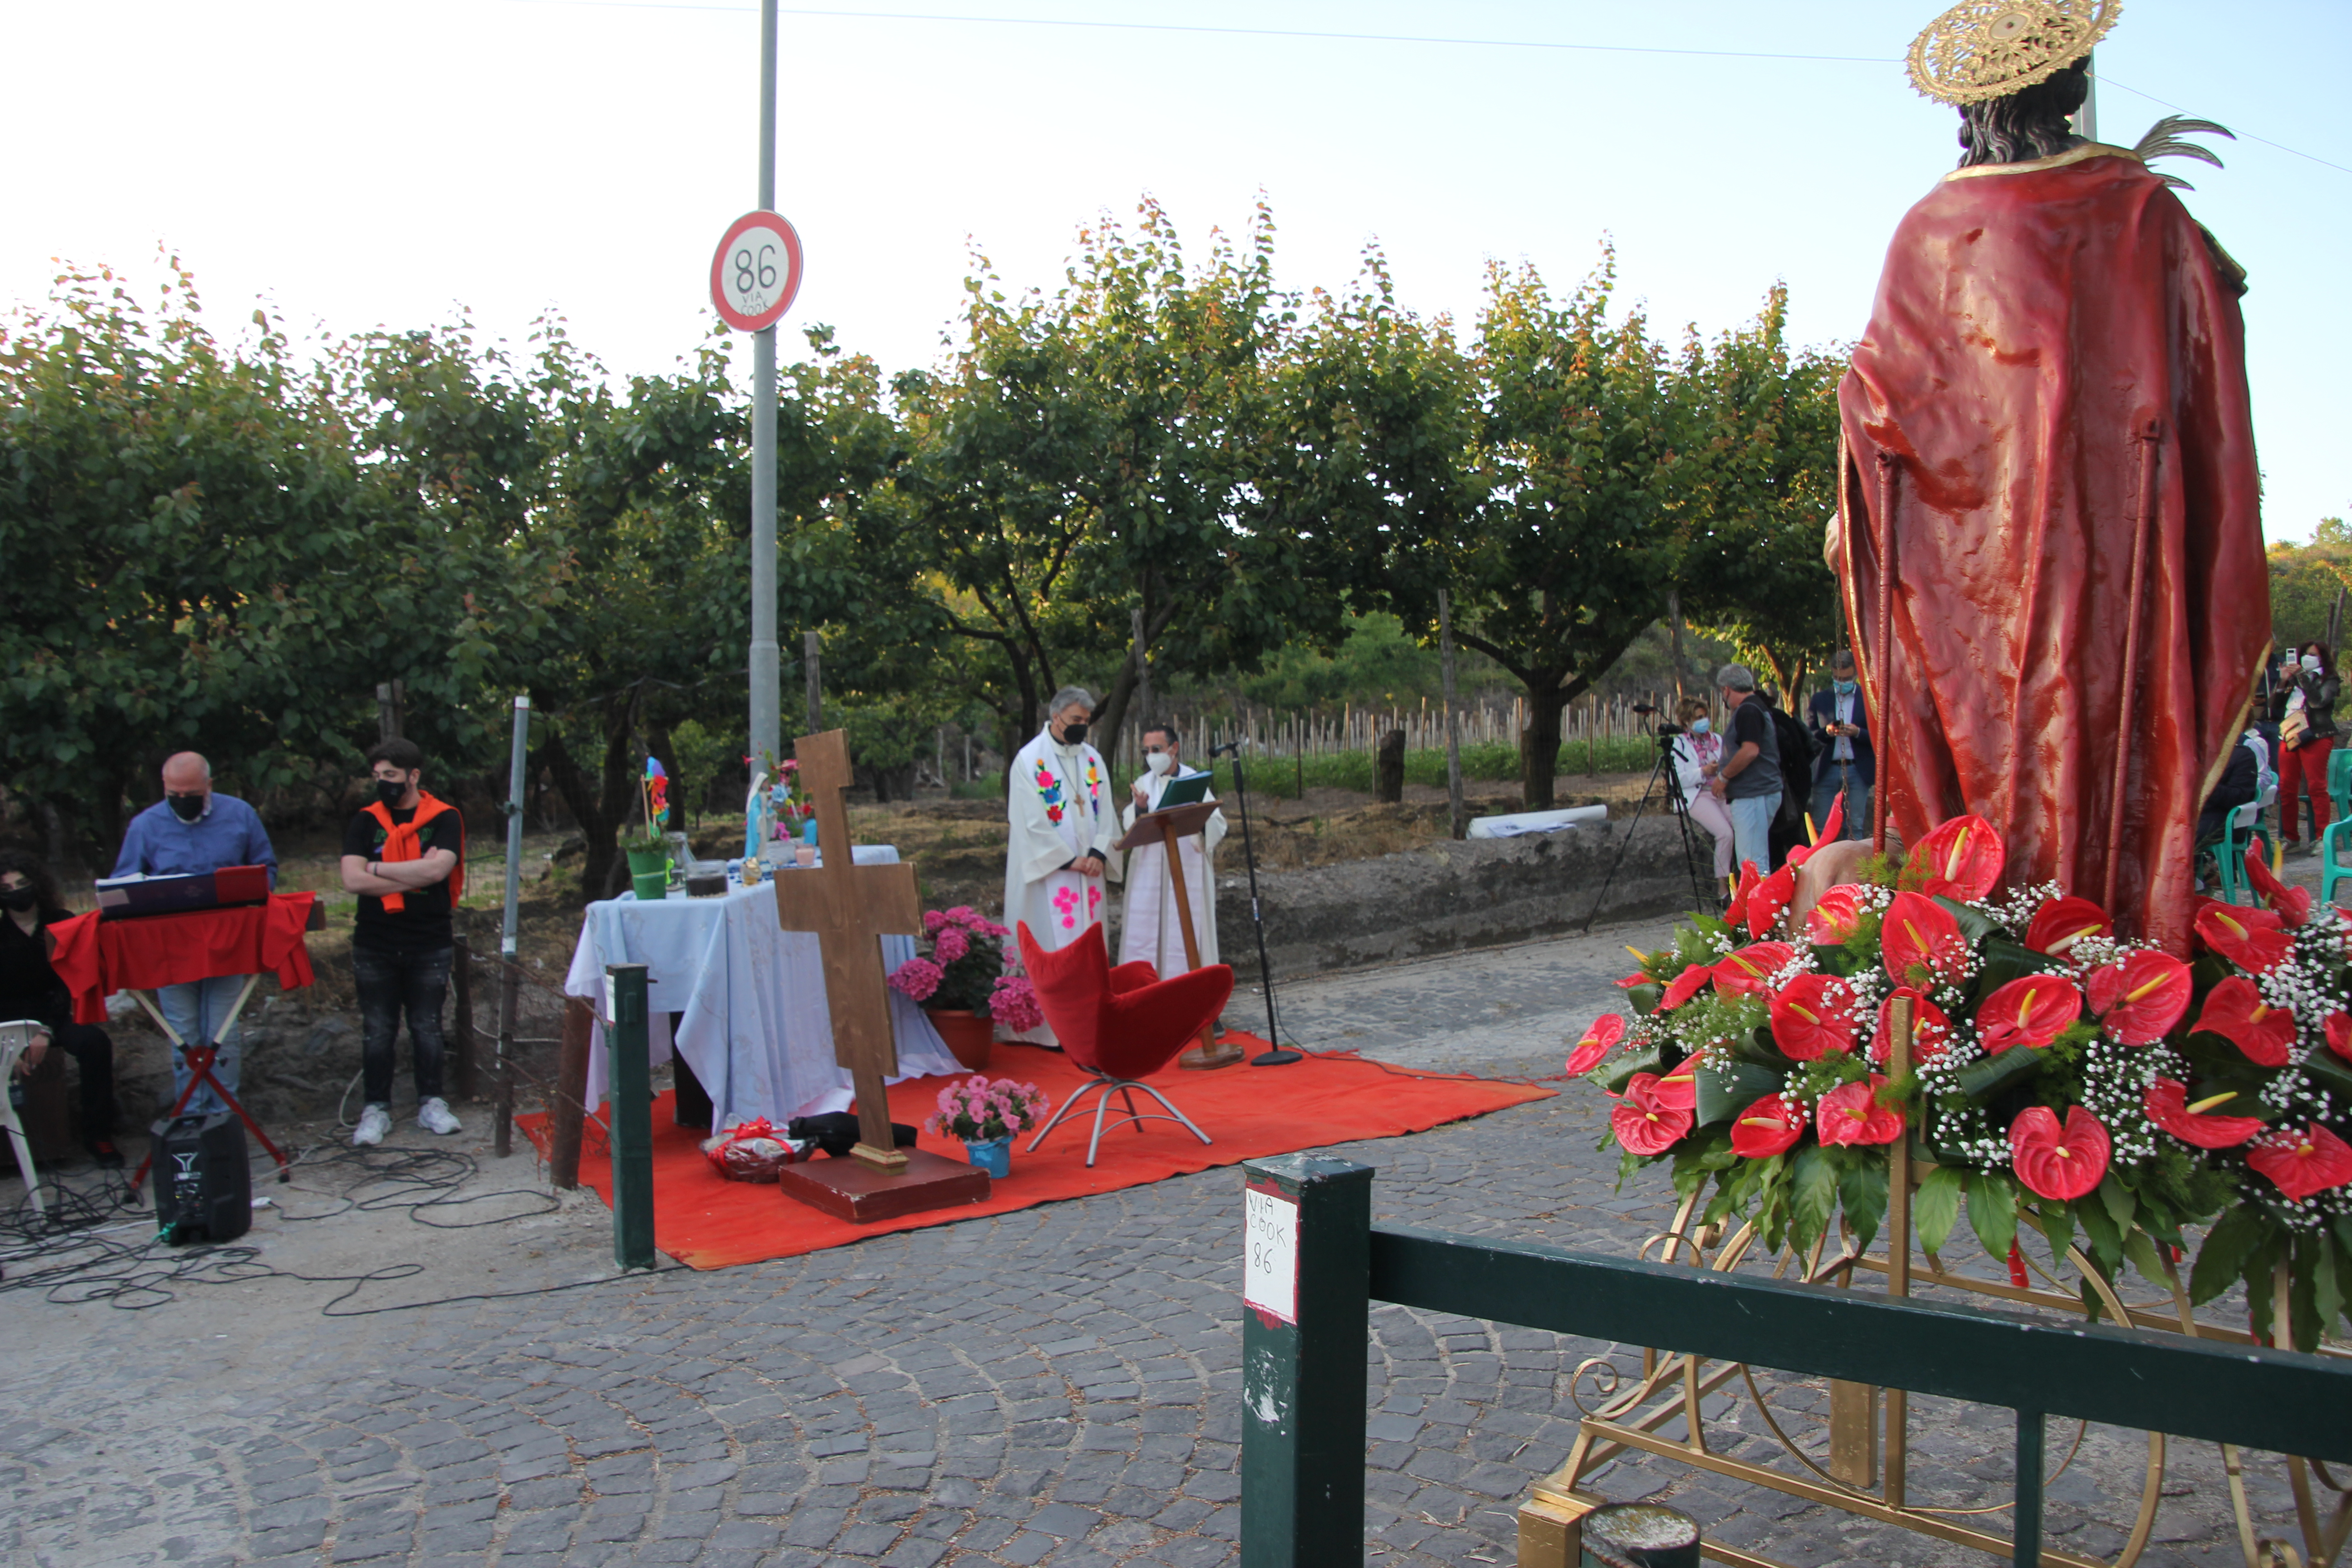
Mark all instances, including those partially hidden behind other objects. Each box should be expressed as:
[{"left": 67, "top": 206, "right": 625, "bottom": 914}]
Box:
[
  {"left": 353, "top": 944, "right": 452, "bottom": 1106},
  {"left": 41, "top": 1022, "right": 118, "bottom": 1141}
]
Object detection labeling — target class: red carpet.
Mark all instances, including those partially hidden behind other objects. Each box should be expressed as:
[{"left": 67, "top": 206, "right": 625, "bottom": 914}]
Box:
[{"left": 517, "top": 1038, "right": 1552, "bottom": 1269}]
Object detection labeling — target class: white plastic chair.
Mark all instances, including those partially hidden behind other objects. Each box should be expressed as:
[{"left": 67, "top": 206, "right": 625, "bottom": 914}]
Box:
[{"left": 0, "top": 1019, "right": 47, "bottom": 1217}]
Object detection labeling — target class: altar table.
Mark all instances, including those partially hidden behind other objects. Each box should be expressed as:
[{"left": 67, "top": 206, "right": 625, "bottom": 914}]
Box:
[{"left": 563, "top": 848, "right": 958, "bottom": 1130}]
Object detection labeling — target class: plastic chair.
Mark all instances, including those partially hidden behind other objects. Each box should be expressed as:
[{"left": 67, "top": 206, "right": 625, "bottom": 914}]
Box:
[
  {"left": 2215, "top": 799, "right": 2271, "bottom": 907},
  {"left": 2323, "top": 752, "right": 2352, "bottom": 907},
  {"left": 1015, "top": 922, "right": 1232, "bottom": 1167},
  {"left": 0, "top": 1019, "right": 47, "bottom": 1217}
]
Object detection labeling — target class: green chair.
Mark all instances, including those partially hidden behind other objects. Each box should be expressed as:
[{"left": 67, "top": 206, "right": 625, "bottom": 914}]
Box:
[
  {"left": 2215, "top": 800, "right": 2269, "bottom": 907},
  {"left": 2324, "top": 750, "right": 2352, "bottom": 906}
]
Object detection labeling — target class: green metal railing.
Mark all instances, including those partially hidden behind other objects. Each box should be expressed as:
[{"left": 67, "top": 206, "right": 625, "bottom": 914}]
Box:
[{"left": 1237, "top": 1154, "right": 2352, "bottom": 1568}]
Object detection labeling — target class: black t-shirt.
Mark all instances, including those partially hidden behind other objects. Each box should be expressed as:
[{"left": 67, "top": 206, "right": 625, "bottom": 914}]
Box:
[
  {"left": 0, "top": 907, "right": 75, "bottom": 1027},
  {"left": 344, "top": 807, "right": 463, "bottom": 952},
  {"left": 1724, "top": 699, "right": 1783, "bottom": 800}
]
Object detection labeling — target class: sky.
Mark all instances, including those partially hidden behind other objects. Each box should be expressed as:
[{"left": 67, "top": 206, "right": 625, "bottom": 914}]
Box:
[{"left": 6, "top": 0, "right": 2347, "bottom": 539}]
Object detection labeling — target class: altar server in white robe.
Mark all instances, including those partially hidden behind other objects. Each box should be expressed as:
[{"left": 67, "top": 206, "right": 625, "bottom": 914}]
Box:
[
  {"left": 1003, "top": 686, "right": 1118, "bottom": 959},
  {"left": 1119, "top": 722, "right": 1225, "bottom": 973}
]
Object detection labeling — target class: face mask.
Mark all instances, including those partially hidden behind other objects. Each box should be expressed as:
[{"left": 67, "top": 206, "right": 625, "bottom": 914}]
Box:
[
  {"left": 1145, "top": 750, "right": 1174, "bottom": 776},
  {"left": 2303, "top": 655, "right": 2322, "bottom": 673},
  {"left": 1833, "top": 679, "right": 1857, "bottom": 695},
  {"left": 0, "top": 887, "right": 36, "bottom": 913},
  {"left": 1689, "top": 719, "right": 1710, "bottom": 736},
  {"left": 1059, "top": 723, "right": 1088, "bottom": 745},
  {"left": 375, "top": 779, "right": 409, "bottom": 808},
  {"left": 167, "top": 793, "right": 206, "bottom": 822}
]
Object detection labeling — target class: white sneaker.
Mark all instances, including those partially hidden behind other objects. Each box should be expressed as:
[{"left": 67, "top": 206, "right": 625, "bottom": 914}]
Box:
[
  {"left": 352, "top": 1103, "right": 392, "bottom": 1147},
  {"left": 416, "top": 1097, "right": 462, "bottom": 1136}
]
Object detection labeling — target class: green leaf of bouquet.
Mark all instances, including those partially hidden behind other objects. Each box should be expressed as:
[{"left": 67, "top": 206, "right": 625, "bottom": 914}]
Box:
[
  {"left": 2290, "top": 1235, "right": 2326, "bottom": 1354},
  {"left": 2075, "top": 1191, "right": 2124, "bottom": 1274},
  {"left": 2190, "top": 1205, "right": 2269, "bottom": 1306},
  {"left": 1932, "top": 896, "right": 2001, "bottom": 946},
  {"left": 2302, "top": 1047, "right": 2352, "bottom": 1104},
  {"left": 1695, "top": 1061, "right": 1782, "bottom": 1126},
  {"left": 2312, "top": 1233, "right": 2346, "bottom": 1337},
  {"left": 1600, "top": 1040, "right": 1665, "bottom": 1095},
  {"left": 1626, "top": 982, "right": 1665, "bottom": 1017},
  {"left": 2035, "top": 1196, "right": 2076, "bottom": 1264},
  {"left": 2097, "top": 1172, "right": 2137, "bottom": 1231},
  {"left": 1791, "top": 1144, "right": 1836, "bottom": 1255},
  {"left": 1915, "top": 1165, "right": 1965, "bottom": 1255},
  {"left": 1840, "top": 1154, "right": 1890, "bottom": 1254},
  {"left": 2122, "top": 1227, "right": 2170, "bottom": 1290},
  {"left": 1954, "top": 1045, "right": 2044, "bottom": 1103},
  {"left": 1970, "top": 1170, "right": 2019, "bottom": 1261}
]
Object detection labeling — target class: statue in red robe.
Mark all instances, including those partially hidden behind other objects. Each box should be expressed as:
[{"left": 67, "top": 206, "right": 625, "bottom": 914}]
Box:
[{"left": 1836, "top": 51, "right": 2269, "bottom": 953}]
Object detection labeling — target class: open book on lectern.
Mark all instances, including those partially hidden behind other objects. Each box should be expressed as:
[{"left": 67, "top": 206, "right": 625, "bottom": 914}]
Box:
[{"left": 1149, "top": 769, "right": 1214, "bottom": 810}]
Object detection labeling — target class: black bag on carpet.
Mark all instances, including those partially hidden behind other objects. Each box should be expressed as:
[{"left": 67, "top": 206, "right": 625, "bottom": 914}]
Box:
[{"left": 786, "top": 1113, "right": 917, "bottom": 1158}]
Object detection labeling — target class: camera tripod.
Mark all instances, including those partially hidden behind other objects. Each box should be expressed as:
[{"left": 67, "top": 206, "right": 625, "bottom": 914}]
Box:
[{"left": 1580, "top": 723, "right": 1720, "bottom": 932}]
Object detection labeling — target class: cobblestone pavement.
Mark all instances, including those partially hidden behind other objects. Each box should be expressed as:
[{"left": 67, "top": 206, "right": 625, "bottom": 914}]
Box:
[{"left": 5, "top": 914, "right": 2316, "bottom": 1568}]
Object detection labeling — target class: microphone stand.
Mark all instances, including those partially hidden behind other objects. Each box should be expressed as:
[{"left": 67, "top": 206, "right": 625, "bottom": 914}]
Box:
[{"left": 1213, "top": 741, "right": 1299, "bottom": 1066}]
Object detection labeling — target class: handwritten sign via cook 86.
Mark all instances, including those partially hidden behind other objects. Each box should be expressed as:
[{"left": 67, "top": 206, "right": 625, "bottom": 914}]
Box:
[
  {"left": 708, "top": 210, "right": 805, "bottom": 333},
  {"left": 1242, "top": 1183, "right": 1299, "bottom": 1323}
]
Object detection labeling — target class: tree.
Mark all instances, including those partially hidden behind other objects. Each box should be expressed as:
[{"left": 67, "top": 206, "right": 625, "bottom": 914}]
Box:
[
  {"left": 1670, "top": 284, "right": 1847, "bottom": 694},
  {"left": 0, "top": 258, "right": 383, "bottom": 862},
  {"left": 2268, "top": 519, "right": 2352, "bottom": 654}
]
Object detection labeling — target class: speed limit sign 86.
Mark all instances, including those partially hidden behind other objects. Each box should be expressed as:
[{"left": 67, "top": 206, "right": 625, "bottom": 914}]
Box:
[{"left": 709, "top": 211, "right": 804, "bottom": 332}]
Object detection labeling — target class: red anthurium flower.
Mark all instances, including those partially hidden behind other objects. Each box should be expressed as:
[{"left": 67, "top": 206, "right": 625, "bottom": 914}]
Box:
[
  {"left": 2248, "top": 1123, "right": 2352, "bottom": 1202},
  {"left": 2143, "top": 1078, "right": 2265, "bottom": 1149},
  {"left": 1815, "top": 790, "right": 1847, "bottom": 847},
  {"left": 2328, "top": 1011, "right": 2352, "bottom": 1063},
  {"left": 2024, "top": 895, "right": 2112, "bottom": 959},
  {"left": 2008, "top": 1106, "right": 2111, "bottom": 1201},
  {"left": 2085, "top": 950, "right": 2193, "bottom": 1044},
  {"left": 2244, "top": 847, "right": 2313, "bottom": 927},
  {"left": 1816, "top": 1076, "right": 1905, "bottom": 1147},
  {"left": 1729, "top": 1093, "right": 1807, "bottom": 1158},
  {"left": 1882, "top": 891, "right": 1965, "bottom": 985},
  {"left": 1651, "top": 1066, "right": 1699, "bottom": 1110},
  {"left": 1610, "top": 1073, "right": 1695, "bottom": 1157},
  {"left": 1909, "top": 814, "right": 2004, "bottom": 901},
  {"left": 1746, "top": 862, "right": 1798, "bottom": 938},
  {"left": 1659, "top": 963, "right": 1715, "bottom": 1012},
  {"left": 1616, "top": 971, "right": 1652, "bottom": 989},
  {"left": 1715, "top": 941, "right": 1797, "bottom": 997},
  {"left": 1872, "top": 987, "right": 1954, "bottom": 1065},
  {"left": 2189, "top": 975, "right": 2296, "bottom": 1067},
  {"left": 2195, "top": 903, "right": 2295, "bottom": 974},
  {"left": 1770, "top": 974, "right": 1860, "bottom": 1061},
  {"left": 1725, "top": 862, "right": 1758, "bottom": 930},
  {"left": 1804, "top": 885, "right": 1866, "bottom": 946},
  {"left": 1566, "top": 1014, "right": 1625, "bottom": 1075},
  {"left": 1976, "top": 974, "right": 2084, "bottom": 1054}
]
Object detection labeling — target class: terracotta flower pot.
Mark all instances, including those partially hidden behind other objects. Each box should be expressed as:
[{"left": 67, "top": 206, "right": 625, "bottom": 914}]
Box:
[{"left": 927, "top": 1008, "right": 993, "bottom": 1071}]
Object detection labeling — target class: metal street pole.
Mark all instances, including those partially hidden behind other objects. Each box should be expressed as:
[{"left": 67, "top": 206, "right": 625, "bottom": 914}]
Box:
[{"left": 747, "top": 0, "right": 781, "bottom": 769}]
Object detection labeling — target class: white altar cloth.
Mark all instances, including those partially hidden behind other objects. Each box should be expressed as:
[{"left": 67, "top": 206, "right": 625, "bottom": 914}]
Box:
[{"left": 562, "top": 846, "right": 959, "bottom": 1129}]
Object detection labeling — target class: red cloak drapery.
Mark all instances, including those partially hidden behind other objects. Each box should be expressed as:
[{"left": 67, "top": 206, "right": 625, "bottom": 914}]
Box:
[{"left": 1837, "top": 144, "right": 2268, "bottom": 954}]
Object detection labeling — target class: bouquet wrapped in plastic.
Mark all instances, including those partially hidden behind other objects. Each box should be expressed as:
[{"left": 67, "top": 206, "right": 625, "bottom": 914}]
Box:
[{"left": 699, "top": 1118, "right": 811, "bottom": 1182}]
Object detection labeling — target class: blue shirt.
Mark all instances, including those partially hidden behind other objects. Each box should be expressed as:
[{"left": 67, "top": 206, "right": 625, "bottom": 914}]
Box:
[{"left": 112, "top": 794, "right": 278, "bottom": 886}]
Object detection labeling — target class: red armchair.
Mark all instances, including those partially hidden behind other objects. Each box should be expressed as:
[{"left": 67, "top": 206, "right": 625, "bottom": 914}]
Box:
[{"left": 1016, "top": 922, "right": 1233, "bottom": 1167}]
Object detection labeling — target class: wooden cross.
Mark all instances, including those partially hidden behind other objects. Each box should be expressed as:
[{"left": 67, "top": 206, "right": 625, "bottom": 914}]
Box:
[{"left": 773, "top": 730, "right": 922, "bottom": 1171}]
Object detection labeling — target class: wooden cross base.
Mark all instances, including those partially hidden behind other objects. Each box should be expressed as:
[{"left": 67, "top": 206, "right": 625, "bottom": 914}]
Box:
[
  {"left": 1178, "top": 1033, "right": 1246, "bottom": 1070},
  {"left": 777, "top": 1148, "right": 991, "bottom": 1224}
]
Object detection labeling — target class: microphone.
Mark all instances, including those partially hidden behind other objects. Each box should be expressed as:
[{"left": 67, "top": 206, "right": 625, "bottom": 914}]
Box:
[{"left": 1208, "top": 741, "right": 1242, "bottom": 757}]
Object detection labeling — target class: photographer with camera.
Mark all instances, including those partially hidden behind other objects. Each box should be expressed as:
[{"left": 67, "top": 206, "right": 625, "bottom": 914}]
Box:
[
  {"left": 1667, "top": 695, "right": 1738, "bottom": 890},
  {"left": 1708, "top": 664, "right": 1782, "bottom": 876}
]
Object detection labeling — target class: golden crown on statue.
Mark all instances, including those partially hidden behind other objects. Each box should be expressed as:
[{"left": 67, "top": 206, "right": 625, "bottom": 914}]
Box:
[{"left": 1906, "top": 0, "right": 2119, "bottom": 105}]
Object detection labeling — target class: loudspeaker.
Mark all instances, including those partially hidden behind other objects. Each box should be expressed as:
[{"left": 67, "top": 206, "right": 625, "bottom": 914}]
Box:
[{"left": 150, "top": 1112, "right": 251, "bottom": 1244}]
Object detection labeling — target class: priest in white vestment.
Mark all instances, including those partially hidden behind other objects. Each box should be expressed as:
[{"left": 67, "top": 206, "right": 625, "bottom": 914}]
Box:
[
  {"left": 1119, "top": 722, "right": 1225, "bottom": 973},
  {"left": 1003, "top": 686, "right": 1117, "bottom": 961}
]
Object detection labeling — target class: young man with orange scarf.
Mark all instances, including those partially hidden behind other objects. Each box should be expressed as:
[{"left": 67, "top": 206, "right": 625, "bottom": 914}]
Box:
[{"left": 338, "top": 739, "right": 466, "bottom": 1147}]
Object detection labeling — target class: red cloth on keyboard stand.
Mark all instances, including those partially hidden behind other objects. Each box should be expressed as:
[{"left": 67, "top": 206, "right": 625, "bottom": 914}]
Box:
[{"left": 49, "top": 893, "right": 318, "bottom": 1024}]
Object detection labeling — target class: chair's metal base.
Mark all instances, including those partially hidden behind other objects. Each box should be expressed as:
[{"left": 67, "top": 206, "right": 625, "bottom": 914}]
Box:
[{"left": 1025, "top": 1069, "right": 1211, "bottom": 1168}]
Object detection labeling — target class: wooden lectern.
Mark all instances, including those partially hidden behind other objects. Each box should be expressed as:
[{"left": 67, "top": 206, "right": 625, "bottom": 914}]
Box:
[{"left": 1112, "top": 799, "right": 1245, "bottom": 1069}]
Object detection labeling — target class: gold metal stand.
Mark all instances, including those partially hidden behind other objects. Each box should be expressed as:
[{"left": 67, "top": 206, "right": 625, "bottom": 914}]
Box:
[{"left": 1517, "top": 1003, "right": 2352, "bottom": 1568}]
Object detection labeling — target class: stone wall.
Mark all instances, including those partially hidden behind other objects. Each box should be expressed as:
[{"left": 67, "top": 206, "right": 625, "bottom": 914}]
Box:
[{"left": 1211, "top": 816, "right": 1710, "bottom": 982}]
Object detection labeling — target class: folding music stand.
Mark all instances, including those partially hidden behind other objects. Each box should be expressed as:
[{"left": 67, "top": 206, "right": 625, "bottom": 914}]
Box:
[{"left": 1111, "top": 799, "right": 1245, "bottom": 1069}]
